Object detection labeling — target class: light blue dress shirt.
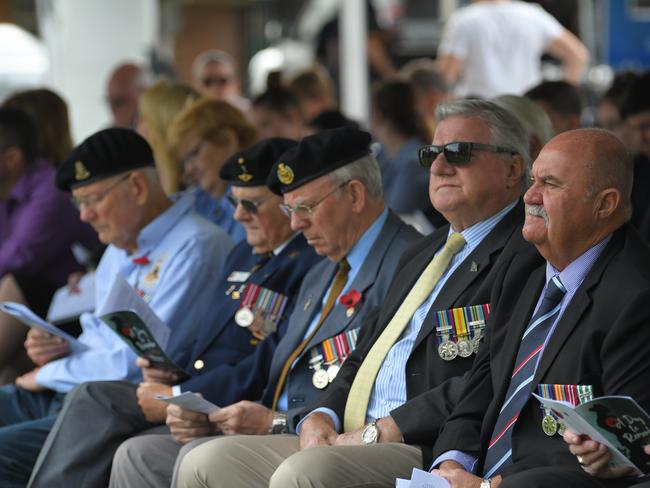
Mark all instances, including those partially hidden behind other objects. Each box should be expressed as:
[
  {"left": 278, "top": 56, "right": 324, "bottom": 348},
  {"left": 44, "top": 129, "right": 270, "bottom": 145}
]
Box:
[
  {"left": 298, "top": 200, "right": 517, "bottom": 433},
  {"left": 36, "top": 193, "right": 233, "bottom": 393},
  {"left": 276, "top": 209, "right": 389, "bottom": 411},
  {"left": 432, "top": 235, "right": 611, "bottom": 473},
  {"left": 191, "top": 186, "right": 246, "bottom": 243}
]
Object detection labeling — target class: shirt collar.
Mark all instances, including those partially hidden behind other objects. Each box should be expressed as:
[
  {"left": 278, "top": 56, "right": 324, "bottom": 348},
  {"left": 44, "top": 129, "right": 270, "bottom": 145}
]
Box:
[
  {"left": 135, "top": 192, "right": 194, "bottom": 254},
  {"left": 272, "top": 233, "right": 299, "bottom": 256},
  {"left": 449, "top": 199, "right": 518, "bottom": 253},
  {"left": 545, "top": 235, "right": 612, "bottom": 294},
  {"left": 345, "top": 207, "right": 389, "bottom": 274}
]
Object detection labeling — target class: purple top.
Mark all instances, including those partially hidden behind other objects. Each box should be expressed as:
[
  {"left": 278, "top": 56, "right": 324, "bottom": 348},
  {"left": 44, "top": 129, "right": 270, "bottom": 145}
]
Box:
[{"left": 0, "top": 160, "right": 98, "bottom": 286}]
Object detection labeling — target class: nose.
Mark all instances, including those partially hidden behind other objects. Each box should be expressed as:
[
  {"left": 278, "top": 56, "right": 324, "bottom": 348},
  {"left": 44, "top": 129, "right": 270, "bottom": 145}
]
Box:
[
  {"left": 523, "top": 181, "right": 541, "bottom": 205},
  {"left": 233, "top": 202, "right": 248, "bottom": 222},
  {"left": 290, "top": 212, "right": 308, "bottom": 232},
  {"left": 429, "top": 153, "right": 454, "bottom": 176},
  {"left": 79, "top": 205, "right": 96, "bottom": 223}
]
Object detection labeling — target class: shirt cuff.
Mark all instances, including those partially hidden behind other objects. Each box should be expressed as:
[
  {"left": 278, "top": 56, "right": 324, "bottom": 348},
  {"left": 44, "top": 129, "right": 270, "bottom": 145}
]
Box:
[
  {"left": 295, "top": 407, "right": 341, "bottom": 434},
  {"left": 430, "top": 450, "right": 477, "bottom": 473},
  {"left": 171, "top": 385, "right": 182, "bottom": 396}
]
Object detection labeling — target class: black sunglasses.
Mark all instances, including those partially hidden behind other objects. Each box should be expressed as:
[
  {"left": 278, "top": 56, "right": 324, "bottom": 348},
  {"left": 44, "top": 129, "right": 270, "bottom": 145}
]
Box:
[
  {"left": 418, "top": 142, "right": 516, "bottom": 167},
  {"left": 226, "top": 195, "right": 267, "bottom": 214}
]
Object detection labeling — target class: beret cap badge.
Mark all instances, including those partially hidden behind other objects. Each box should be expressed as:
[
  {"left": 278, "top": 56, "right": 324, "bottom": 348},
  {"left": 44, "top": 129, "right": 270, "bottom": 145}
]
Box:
[
  {"left": 277, "top": 163, "right": 294, "bottom": 185},
  {"left": 74, "top": 161, "right": 91, "bottom": 181}
]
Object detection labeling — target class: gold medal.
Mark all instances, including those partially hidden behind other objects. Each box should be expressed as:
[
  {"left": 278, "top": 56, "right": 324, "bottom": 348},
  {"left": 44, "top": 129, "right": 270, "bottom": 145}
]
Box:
[
  {"left": 557, "top": 420, "right": 566, "bottom": 436},
  {"left": 312, "top": 369, "right": 329, "bottom": 389},
  {"left": 438, "top": 340, "right": 458, "bottom": 361},
  {"left": 235, "top": 307, "right": 255, "bottom": 327},
  {"left": 542, "top": 414, "right": 558, "bottom": 436}
]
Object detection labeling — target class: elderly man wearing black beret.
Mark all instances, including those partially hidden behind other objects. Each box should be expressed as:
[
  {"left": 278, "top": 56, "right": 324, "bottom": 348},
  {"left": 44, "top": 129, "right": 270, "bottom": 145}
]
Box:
[
  {"left": 175, "top": 100, "right": 544, "bottom": 488},
  {"left": 0, "top": 128, "right": 233, "bottom": 486},
  {"left": 103, "top": 126, "right": 422, "bottom": 488}
]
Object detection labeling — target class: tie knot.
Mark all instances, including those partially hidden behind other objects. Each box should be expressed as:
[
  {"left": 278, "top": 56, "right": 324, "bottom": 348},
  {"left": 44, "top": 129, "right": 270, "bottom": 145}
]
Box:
[
  {"left": 445, "top": 232, "right": 466, "bottom": 254},
  {"left": 544, "top": 275, "right": 566, "bottom": 304},
  {"left": 339, "top": 258, "right": 351, "bottom": 274}
]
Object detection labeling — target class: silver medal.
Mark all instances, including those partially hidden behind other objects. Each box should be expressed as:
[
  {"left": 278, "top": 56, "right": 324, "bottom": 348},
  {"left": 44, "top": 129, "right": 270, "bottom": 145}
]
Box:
[
  {"left": 235, "top": 307, "right": 254, "bottom": 327},
  {"left": 438, "top": 340, "right": 458, "bottom": 361}
]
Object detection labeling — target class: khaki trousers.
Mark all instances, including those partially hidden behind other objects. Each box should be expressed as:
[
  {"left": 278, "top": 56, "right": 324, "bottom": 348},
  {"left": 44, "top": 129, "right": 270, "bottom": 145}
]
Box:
[{"left": 177, "top": 434, "right": 422, "bottom": 488}]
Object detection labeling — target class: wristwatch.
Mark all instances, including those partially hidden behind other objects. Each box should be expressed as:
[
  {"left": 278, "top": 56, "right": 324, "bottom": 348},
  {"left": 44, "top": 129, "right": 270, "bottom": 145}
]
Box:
[
  {"left": 480, "top": 479, "right": 491, "bottom": 488},
  {"left": 361, "top": 420, "right": 379, "bottom": 444},
  {"left": 269, "top": 411, "right": 288, "bottom": 435}
]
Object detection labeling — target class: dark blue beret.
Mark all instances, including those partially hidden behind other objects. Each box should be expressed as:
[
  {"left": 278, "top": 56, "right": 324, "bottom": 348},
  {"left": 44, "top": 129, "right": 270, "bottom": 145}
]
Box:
[
  {"left": 267, "top": 126, "right": 371, "bottom": 195},
  {"left": 220, "top": 138, "right": 297, "bottom": 186},
  {"left": 56, "top": 128, "right": 154, "bottom": 191}
]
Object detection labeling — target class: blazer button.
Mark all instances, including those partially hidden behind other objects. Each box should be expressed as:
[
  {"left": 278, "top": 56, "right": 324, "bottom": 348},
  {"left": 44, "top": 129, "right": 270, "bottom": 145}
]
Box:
[{"left": 194, "top": 359, "right": 205, "bottom": 370}]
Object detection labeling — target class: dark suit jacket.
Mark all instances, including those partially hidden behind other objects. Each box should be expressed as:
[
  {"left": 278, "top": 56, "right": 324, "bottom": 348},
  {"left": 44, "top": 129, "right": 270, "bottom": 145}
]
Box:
[
  {"left": 178, "top": 234, "right": 322, "bottom": 405},
  {"left": 262, "top": 210, "right": 421, "bottom": 425},
  {"left": 433, "top": 224, "right": 650, "bottom": 479},
  {"left": 298, "top": 200, "right": 543, "bottom": 466}
]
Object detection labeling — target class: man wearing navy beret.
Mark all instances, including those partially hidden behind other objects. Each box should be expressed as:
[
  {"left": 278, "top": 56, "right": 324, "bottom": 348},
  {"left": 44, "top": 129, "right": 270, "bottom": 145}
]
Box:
[{"left": 0, "top": 128, "right": 233, "bottom": 485}]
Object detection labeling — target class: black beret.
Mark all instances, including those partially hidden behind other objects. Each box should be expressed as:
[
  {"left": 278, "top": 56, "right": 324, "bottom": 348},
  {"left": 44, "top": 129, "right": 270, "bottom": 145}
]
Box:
[
  {"left": 267, "top": 126, "right": 371, "bottom": 195},
  {"left": 220, "top": 138, "right": 297, "bottom": 187},
  {"left": 56, "top": 128, "right": 154, "bottom": 191}
]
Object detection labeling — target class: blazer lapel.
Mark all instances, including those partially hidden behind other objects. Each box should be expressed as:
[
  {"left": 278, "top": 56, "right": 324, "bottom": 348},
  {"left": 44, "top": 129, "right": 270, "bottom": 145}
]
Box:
[{"left": 532, "top": 230, "right": 624, "bottom": 385}]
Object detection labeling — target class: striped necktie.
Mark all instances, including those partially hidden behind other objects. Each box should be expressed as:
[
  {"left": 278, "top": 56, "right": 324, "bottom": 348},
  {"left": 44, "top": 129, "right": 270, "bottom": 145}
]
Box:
[
  {"left": 483, "top": 275, "right": 566, "bottom": 478},
  {"left": 343, "top": 232, "right": 466, "bottom": 432}
]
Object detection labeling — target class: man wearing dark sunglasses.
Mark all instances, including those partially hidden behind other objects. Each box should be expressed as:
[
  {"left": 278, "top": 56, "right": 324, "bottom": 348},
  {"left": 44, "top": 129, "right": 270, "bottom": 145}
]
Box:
[
  {"left": 27, "top": 138, "right": 322, "bottom": 487},
  {"left": 191, "top": 49, "right": 250, "bottom": 114},
  {"left": 171, "top": 101, "right": 544, "bottom": 488}
]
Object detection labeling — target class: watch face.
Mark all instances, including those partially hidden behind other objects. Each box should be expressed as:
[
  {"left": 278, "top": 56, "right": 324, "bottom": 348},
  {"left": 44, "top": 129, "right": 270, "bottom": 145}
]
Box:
[{"left": 362, "top": 424, "right": 378, "bottom": 444}]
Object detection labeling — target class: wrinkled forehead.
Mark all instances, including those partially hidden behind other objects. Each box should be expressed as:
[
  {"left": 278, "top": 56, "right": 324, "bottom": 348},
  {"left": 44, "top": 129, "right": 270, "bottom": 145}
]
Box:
[{"left": 433, "top": 115, "right": 492, "bottom": 144}]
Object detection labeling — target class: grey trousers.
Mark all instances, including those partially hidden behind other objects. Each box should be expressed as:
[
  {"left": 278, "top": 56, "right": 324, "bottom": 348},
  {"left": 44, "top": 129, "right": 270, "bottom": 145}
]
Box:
[
  {"left": 28, "top": 381, "right": 163, "bottom": 488},
  {"left": 109, "top": 433, "right": 217, "bottom": 488},
  {"left": 176, "top": 434, "right": 422, "bottom": 488}
]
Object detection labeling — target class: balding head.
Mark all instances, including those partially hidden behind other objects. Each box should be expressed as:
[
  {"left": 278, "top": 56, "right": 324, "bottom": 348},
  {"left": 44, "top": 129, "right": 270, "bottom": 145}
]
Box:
[
  {"left": 106, "top": 63, "right": 145, "bottom": 128},
  {"left": 524, "top": 128, "right": 632, "bottom": 269}
]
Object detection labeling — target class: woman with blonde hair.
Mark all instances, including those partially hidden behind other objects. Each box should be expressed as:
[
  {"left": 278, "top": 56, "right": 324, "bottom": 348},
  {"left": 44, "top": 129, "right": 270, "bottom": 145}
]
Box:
[
  {"left": 136, "top": 81, "right": 199, "bottom": 195},
  {"left": 168, "top": 98, "right": 258, "bottom": 241}
]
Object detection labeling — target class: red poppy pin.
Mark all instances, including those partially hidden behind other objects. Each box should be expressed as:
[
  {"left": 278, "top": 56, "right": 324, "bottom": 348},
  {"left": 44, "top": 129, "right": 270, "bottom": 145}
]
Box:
[
  {"left": 132, "top": 256, "right": 150, "bottom": 266},
  {"left": 339, "top": 289, "right": 362, "bottom": 317}
]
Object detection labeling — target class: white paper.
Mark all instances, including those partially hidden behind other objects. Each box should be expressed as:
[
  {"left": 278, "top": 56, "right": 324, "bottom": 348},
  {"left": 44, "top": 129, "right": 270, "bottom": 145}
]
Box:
[
  {"left": 396, "top": 478, "right": 411, "bottom": 488},
  {"left": 155, "top": 392, "right": 220, "bottom": 415},
  {"left": 0, "top": 301, "right": 89, "bottom": 352},
  {"left": 97, "top": 274, "right": 170, "bottom": 349},
  {"left": 409, "top": 468, "right": 451, "bottom": 488},
  {"left": 46, "top": 272, "right": 96, "bottom": 323}
]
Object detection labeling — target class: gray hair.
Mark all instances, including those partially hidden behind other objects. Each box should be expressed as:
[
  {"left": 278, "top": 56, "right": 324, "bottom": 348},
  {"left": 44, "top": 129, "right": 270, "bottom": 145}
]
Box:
[
  {"left": 327, "top": 154, "right": 383, "bottom": 200},
  {"left": 436, "top": 99, "right": 531, "bottom": 186},
  {"left": 191, "top": 49, "right": 235, "bottom": 82},
  {"left": 492, "top": 94, "right": 554, "bottom": 147}
]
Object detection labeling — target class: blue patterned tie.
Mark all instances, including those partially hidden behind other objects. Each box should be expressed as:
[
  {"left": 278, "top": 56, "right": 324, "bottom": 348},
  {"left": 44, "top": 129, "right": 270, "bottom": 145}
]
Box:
[{"left": 482, "top": 275, "right": 566, "bottom": 478}]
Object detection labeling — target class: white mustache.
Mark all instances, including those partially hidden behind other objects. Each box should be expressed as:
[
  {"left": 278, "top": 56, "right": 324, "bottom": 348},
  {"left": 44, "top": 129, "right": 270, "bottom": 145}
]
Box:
[{"left": 525, "top": 204, "right": 549, "bottom": 224}]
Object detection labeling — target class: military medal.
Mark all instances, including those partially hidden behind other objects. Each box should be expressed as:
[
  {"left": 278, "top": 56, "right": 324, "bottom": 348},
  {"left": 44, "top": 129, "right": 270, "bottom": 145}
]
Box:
[
  {"left": 542, "top": 412, "right": 558, "bottom": 436},
  {"left": 433, "top": 304, "right": 490, "bottom": 361},
  {"left": 235, "top": 307, "right": 255, "bottom": 327},
  {"left": 536, "top": 384, "right": 594, "bottom": 436},
  {"left": 309, "top": 353, "right": 329, "bottom": 389},
  {"left": 438, "top": 340, "right": 458, "bottom": 361},
  {"left": 346, "top": 308, "right": 354, "bottom": 317},
  {"left": 457, "top": 338, "right": 473, "bottom": 358},
  {"left": 326, "top": 364, "right": 340, "bottom": 383},
  {"left": 307, "top": 328, "right": 359, "bottom": 386}
]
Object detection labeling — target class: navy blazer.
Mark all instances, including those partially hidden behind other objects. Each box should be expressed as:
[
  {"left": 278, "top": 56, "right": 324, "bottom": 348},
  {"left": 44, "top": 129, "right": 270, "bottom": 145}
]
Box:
[{"left": 178, "top": 234, "right": 322, "bottom": 405}]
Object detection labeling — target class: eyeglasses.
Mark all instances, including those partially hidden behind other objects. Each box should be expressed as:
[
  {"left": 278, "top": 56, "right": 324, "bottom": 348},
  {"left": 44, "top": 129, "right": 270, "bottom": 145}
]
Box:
[
  {"left": 418, "top": 142, "right": 516, "bottom": 167},
  {"left": 202, "top": 76, "right": 232, "bottom": 87},
  {"left": 71, "top": 173, "right": 131, "bottom": 211},
  {"left": 279, "top": 181, "right": 350, "bottom": 219},
  {"left": 226, "top": 195, "right": 268, "bottom": 214}
]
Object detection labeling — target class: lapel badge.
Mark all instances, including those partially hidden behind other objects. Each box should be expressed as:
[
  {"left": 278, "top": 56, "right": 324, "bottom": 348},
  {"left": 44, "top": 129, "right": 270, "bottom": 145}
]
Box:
[
  {"left": 74, "top": 161, "right": 90, "bottom": 181},
  {"left": 303, "top": 296, "right": 312, "bottom": 311},
  {"left": 143, "top": 261, "right": 161, "bottom": 284},
  {"left": 470, "top": 261, "right": 478, "bottom": 273}
]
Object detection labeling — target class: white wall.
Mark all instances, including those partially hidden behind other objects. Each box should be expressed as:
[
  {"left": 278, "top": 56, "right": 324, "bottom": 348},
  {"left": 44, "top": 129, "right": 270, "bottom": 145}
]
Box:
[{"left": 36, "top": 0, "right": 158, "bottom": 143}]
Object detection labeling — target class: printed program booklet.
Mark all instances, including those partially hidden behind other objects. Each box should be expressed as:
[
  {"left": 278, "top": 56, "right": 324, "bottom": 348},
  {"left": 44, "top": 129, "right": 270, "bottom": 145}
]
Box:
[{"left": 533, "top": 393, "right": 650, "bottom": 474}]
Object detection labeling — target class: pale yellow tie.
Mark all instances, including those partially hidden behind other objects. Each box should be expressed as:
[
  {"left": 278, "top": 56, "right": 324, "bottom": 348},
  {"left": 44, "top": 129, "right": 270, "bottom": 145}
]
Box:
[{"left": 343, "top": 232, "right": 466, "bottom": 431}]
